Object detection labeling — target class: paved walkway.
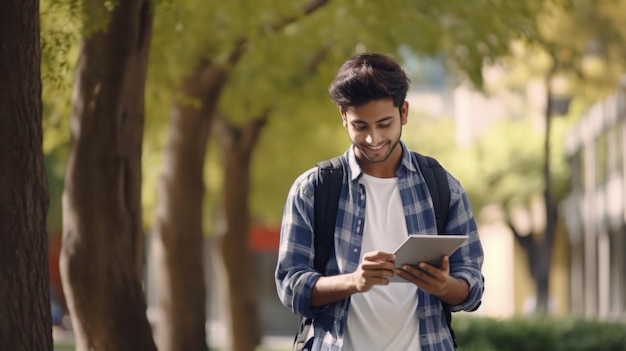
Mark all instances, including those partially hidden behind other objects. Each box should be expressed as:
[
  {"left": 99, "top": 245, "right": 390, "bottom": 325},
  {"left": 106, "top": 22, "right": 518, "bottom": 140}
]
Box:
[{"left": 53, "top": 327, "right": 292, "bottom": 350}]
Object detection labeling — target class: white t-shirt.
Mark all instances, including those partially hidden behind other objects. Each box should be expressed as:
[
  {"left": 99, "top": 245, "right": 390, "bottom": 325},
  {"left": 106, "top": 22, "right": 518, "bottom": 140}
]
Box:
[{"left": 343, "top": 174, "right": 420, "bottom": 351}]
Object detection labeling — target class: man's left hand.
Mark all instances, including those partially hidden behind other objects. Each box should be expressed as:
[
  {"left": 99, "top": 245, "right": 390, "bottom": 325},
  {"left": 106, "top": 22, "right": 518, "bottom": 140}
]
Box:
[
  {"left": 395, "top": 255, "right": 469, "bottom": 305},
  {"left": 395, "top": 255, "right": 451, "bottom": 297}
]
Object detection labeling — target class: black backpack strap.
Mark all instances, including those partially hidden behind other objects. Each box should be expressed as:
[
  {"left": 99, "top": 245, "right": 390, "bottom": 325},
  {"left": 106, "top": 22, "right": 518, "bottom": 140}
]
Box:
[
  {"left": 414, "top": 152, "right": 450, "bottom": 234},
  {"left": 297, "top": 157, "right": 342, "bottom": 349},
  {"left": 414, "top": 152, "right": 457, "bottom": 349},
  {"left": 313, "top": 156, "right": 343, "bottom": 273}
]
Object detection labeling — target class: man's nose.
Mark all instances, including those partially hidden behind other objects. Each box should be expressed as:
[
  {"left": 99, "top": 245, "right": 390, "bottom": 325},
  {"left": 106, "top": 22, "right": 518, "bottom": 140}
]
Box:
[{"left": 365, "top": 131, "right": 380, "bottom": 145}]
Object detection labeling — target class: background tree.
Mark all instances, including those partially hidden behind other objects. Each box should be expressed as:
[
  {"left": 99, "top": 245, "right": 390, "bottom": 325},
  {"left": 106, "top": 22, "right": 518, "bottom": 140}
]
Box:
[
  {"left": 148, "top": 2, "right": 331, "bottom": 350},
  {"left": 391, "top": 0, "right": 626, "bottom": 315},
  {"left": 481, "top": 0, "right": 626, "bottom": 313},
  {"left": 59, "top": 0, "right": 156, "bottom": 349},
  {"left": 0, "top": 1, "right": 52, "bottom": 350}
]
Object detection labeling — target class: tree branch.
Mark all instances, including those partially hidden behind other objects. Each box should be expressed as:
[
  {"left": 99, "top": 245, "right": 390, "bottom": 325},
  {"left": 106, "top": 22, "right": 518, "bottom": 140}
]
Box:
[
  {"left": 505, "top": 216, "right": 535, "bottom": 254},
  {"left": 214, "top": 110, "right": 269, "bottom": 155},
  {"left": 307, "top": 41, "right": 333, "bottom": 74},
  {"left": 240, "top": 113, "right": 269, "bottom": 154},
  {"left": 222, "top": 0, "right": 331, "bottom": 66},
  {"left": 214, "top": 111, "right": 236, "bottom": 146},
  {"left": 270, "top": 0, "right": 331, "bottom": 32}
]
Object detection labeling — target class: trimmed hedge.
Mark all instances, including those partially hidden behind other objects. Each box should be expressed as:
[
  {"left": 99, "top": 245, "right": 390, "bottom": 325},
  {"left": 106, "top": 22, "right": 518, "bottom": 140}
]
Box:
[{"left": 453, "top": 316, "right": 626, "bottom": 351}]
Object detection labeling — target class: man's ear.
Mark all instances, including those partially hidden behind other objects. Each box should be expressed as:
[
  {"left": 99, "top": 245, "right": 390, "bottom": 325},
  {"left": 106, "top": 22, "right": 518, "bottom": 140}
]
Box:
[
  {"left": 400, "top": 101, "right": 409, "bottom": 125},
  {"left": 340, "top": 107, "right": 348, "bottom": 127}
]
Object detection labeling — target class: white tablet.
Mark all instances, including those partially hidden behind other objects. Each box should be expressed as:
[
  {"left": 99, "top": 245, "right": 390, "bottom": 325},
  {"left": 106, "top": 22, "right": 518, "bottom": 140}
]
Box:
[{"left": 389, "top": 234, "right": 468, "bottom": 283}]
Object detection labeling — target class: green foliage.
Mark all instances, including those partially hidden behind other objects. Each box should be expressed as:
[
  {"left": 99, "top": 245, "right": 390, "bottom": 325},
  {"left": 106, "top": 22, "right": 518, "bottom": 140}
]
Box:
[
  {"left": 42, "top": 0, "right": 617, "bottom": 231},
  {"left": 249, "top": 96, "right": 347, "bottom": 225},
  {"left": 40, "top": 0, "right": 82, "bottom": 232},
  {"left": 201, "top": 0, "right": 560, "bottom": 225},
  {"left": 454, "top": 316, "right": 626, "bottom": 351},
  {"left": 526, "top": 0, "right": 626, "bottom": 97},
  {"left": 145, "top": 0, "right": 549, "bottom": 227},
  {"left": 40, "top": 0, "right": 80, "bottom": 156},
  {"left": 473, "top": 119, "right": 545, "bottom": 209},
  {"left": 402, "top": 113, "right": 487, "bottom": 210},
  {"left": 400, "top": 109, "right": 573, "bottom": 217},
  {"left": 40, "top": 0, "right": 78, "bottom": 92}
]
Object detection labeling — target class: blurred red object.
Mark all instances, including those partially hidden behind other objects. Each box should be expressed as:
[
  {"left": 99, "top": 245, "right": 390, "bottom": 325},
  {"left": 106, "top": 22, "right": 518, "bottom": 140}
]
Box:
[{"left": 248, "top": 223, "right": 280, "bottom": 252}]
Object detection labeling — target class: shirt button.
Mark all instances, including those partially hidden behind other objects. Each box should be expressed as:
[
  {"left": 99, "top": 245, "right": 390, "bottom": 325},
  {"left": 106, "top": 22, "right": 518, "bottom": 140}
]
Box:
[{"left": 353, "top": 248, "right": 358, "bottom": 253}]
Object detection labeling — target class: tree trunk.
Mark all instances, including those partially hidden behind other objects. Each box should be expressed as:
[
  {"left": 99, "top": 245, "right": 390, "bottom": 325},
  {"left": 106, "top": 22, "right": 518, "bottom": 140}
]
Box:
[
  {"left": 150, "top": 67, "right": 228, "bottom": 351},
  {"left": 507, "top": 62, "right": 559, "bottom": 314},
  {"left": 0, "top": 2, "right": 52, "bottom": 350},
  {"left": 533, "top": 244, "right": 552, "bottom": 313},
  {"left": 60, "top": 1, "right": 155, "bottom": 350},
  {"left": 536, "top": 63, "right": 559, "bottom": 314},
  {"left": 215, "top": 116, "right": 267, "bottom": 351}
]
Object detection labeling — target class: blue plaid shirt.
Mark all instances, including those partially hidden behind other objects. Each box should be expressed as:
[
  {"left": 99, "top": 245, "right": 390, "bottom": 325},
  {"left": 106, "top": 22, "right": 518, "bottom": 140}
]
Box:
[{"left": 275, "top": 142, "right": 484, "bottom": 351}]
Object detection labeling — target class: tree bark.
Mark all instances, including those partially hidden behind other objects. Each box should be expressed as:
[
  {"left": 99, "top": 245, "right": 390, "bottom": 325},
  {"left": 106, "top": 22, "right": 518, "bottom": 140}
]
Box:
[
  {"left": 215, "top": 116, "right": 268, "bottom": 351},
  {"left": 60, "top": 1, "right": 155, "bottom": 350},
  {"left": 537, "top": 62, "right": 559, "bottom": 314},
  {"left": 507, "top": 215, "right": 554, "bottom": 314},
  {"left": 150, "top": 65, "right": 230, "bottom": 351},
  {"left": 0, "top": 1, "right": 52, "bottom": 350}
]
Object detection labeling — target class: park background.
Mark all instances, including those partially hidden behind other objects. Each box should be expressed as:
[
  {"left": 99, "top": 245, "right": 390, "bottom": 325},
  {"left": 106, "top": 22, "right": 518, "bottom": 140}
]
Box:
[{"left": 2, "top": 0, "right": 626, "bottom": 351}]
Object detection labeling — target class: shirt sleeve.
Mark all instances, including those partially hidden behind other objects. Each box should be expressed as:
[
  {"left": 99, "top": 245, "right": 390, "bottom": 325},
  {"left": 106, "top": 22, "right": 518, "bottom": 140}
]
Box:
[
  {"left": 274, "top": 168, "right": 328, "bottom": 319},
  {"left": 444, "top": 173, "right": 485, "bottom": 312}
]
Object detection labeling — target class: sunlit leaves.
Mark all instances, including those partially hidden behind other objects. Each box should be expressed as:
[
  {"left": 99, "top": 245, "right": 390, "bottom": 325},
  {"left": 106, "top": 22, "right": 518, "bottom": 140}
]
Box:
[
  {"left": 40, "top": 0, "right": 577, "bottom": 229},
  {"left": 40, "top": 0, "right": 80, "bottom": 158},
  {"left": 148, "top": 0, "right": 561, "bottom": 226}
]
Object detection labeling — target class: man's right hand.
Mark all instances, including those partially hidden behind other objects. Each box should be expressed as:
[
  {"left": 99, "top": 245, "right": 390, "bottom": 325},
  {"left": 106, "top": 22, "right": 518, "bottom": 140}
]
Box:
[
  {"left": 311, "top": 251, "right": 396, "bottom": 306},
  {"left": 349, "top": 251, "right": 396, "bottom": 292}
]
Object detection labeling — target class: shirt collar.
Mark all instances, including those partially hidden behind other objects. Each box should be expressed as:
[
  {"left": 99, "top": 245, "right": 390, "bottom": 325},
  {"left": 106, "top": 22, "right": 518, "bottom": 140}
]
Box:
[{"left": 346, "top": 141, "right": 417, "bottom": 181}]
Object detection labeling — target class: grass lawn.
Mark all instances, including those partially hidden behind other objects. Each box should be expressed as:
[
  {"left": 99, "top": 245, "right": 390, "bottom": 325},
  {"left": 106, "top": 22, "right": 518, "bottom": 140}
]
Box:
[{"left": 53, "top": 344, "right": 74, "bottom": 351}]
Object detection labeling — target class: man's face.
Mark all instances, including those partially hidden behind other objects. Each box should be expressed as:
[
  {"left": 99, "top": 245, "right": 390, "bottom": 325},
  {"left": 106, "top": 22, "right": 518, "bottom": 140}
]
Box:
[{"left": 341, "top": 98, "right": 408, "bottom": 167}]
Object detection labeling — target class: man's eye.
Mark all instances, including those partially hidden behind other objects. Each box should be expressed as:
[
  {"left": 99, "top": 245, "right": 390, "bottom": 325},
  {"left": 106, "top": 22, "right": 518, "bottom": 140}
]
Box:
[
  {"left": 353, "top": 124, "right": 366, "bottom": 130},
  {"left": 378, "top": 124, "right": 391, "bottom": 129}
]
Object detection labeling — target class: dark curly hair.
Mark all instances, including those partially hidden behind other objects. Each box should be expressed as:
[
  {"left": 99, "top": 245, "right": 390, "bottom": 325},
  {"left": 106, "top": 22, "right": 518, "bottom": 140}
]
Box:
[{"left": 329, "top": 53, "right": 410, "bottom": 113}]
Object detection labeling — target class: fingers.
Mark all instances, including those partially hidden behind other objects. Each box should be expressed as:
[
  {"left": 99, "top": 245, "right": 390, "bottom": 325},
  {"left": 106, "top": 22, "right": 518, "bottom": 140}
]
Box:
[
  {"left": 351, "top": 267, "right": 394, "bottom": 292},
  {"left": 414, "top": 255, "right": 449, "bottom": 277},
  {"left": 439, "top": 255, "right": 450, "bottom": 272},
  {"left": 352, "top": 251, "right": 397, "bottom": 292},
  {"left": 360, "top": 259, "right": 396, "bottom": 278},
  {"left": 361, "top": 259, "right": 396, "bottom": 271},
  {"left": 361, "top": 251, "right": 396, "bottom": 275},
  {"left": 395, "top": 256, "right": 451, "bottom": 295},
  {"left": 396, "top": 264, "right": 436, "bottom": 281},
  {"left": 362, "top": 250, "right": 395, "bottom": 262}
]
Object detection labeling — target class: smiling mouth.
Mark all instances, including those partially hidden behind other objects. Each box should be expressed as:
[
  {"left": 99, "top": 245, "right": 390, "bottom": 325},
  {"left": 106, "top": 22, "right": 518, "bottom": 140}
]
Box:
[{"left": 366, "top": 143, "right": 386, "bottom": 151}]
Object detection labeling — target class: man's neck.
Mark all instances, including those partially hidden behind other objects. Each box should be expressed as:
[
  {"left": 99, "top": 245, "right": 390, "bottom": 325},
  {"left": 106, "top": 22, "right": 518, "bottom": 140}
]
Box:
[{"left": 357, "top": 146, "right": 402, "bottom": 178}]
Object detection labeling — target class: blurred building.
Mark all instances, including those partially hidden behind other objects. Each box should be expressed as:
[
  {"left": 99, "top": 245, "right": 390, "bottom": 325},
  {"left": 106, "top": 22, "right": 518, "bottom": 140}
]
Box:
[{"left": 561, "top": 77, "right": 626, "bottom": 321}]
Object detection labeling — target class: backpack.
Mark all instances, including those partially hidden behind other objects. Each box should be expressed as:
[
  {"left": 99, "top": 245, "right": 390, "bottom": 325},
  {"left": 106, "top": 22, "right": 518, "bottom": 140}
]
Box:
[{"left": 313, "top": 152, "right": 457, "bottom": 349}]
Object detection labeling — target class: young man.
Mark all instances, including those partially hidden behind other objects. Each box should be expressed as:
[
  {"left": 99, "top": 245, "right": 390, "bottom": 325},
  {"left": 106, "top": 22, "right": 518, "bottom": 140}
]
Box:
[{"left": 275, "top": 52, "right": 484, "bottom": 351}]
